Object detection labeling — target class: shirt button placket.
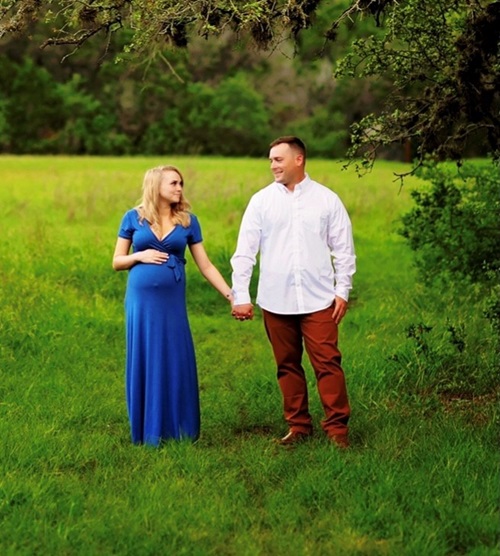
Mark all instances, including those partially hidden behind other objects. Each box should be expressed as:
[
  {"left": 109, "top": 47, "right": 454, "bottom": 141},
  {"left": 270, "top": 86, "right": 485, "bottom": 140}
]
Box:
[{"left": 292, "top": 190, "right": 304, "bottom": 312}]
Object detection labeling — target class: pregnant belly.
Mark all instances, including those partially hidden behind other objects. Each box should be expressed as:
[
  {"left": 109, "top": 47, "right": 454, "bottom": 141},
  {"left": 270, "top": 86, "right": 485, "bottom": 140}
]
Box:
[{"left": 128, "top": 261, "right": 184, "bottom": 291}]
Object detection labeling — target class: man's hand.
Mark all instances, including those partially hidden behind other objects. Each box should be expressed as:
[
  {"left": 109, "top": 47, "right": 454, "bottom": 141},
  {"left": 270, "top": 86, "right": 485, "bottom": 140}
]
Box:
[
  {"left": 331, "top": 296, "right": 348, "bottom": 325},
  {"left": 232, "top": 303, "right": 254, "bottom": 321}
]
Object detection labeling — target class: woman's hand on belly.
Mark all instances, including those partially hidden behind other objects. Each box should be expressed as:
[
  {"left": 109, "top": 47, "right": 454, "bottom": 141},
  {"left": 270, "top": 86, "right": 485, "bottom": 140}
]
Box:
[{"left": 138, "top": 249, "right": 169, "bottom": 265}]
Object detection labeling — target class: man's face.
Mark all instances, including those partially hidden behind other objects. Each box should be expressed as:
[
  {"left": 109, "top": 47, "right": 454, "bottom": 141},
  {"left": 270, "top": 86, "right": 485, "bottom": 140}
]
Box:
[{"left": 269, "top": 143, "right": 304, "bottom": 186}]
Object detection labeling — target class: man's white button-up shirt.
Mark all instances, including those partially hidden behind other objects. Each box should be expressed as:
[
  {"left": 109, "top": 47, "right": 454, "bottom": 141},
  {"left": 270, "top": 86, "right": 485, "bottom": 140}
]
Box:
[{"left": 231, "top": 174, "right": 356, "bottom": 315}]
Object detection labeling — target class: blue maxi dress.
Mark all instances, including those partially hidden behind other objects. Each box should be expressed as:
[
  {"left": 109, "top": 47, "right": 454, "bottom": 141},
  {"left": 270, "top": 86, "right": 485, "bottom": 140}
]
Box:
[{"left": 118, "top": 209, "right": 203, "bottom": 445}]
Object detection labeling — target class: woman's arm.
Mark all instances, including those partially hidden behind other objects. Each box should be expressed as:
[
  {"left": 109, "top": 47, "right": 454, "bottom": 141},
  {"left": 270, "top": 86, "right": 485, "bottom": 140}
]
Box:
[
  {"left": 189, "top": 242, "right": 233, "bottom": 303},
  {"left": 112, "top": 237, "right": 168, "bottom": 271}
]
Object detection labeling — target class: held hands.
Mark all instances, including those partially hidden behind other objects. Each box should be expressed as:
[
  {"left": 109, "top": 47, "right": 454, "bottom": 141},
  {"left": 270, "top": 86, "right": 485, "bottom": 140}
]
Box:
[
  {"left": 140, "top": 249, "right": 169, "bottom": 265},
  {"left": 232, "top": 303, "right": 254, "bottom": 321},
  {"left": 331, "top": 296, "right": 348, "bottom": 325}
]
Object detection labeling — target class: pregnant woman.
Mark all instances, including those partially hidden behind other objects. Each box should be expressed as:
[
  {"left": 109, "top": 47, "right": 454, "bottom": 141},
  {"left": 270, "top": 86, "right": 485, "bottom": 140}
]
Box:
[{"left": 113, "top": 165, "right": 233, "bottom": 446}]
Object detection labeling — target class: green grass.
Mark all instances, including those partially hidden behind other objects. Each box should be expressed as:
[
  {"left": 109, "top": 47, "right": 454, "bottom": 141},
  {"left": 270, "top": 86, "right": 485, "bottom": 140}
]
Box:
[{"left": 0, "top": 155, "right": 498, "bottom": 555}]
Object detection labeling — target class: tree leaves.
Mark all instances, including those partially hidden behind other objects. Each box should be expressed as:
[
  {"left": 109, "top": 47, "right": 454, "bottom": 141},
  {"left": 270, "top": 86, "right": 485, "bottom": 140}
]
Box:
[
  {"left": 335, "top": 0, "right": 500, "bottom": 173},
  {"left": 1, "top": 0, "right": 499, "bottom": 168}
]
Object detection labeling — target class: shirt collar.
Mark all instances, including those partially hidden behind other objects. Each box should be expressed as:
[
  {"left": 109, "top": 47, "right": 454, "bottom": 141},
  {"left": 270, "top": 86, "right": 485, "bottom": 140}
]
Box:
[{"left": 275, "top": 173, "right": 311, "bottom": 193}]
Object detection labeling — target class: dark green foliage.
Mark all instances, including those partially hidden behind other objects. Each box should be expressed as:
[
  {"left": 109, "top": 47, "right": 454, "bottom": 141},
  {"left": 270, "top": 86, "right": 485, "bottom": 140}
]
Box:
[
  {"left": 185, "top": 74, "right": 271, "bottom": 156},
  {"left": 57, "top": 75, "right": 131, "bottom": 154},
  {"left": 286, "top": 108, "right": 348, "bottom": 158},
  {"left": 139, "top": 74, "right": 271, "bottom": 156},
  {"left": 2, "top": 57, "right": 66, "bottom": 152},
  {"left": 484, "top": 293, "right": 500, "bottom": 339},
  {"left": 397, "top": 161, "right": 500, "bottom": 397},
  {"left": 0, "top": 52, "right": 273, "bottom": 156},
  {"left": 400, "top": 161, "right": 500, "bottom": 284},
  {"left": 334, "top": 0, "right": 500, "bottom": 170}
]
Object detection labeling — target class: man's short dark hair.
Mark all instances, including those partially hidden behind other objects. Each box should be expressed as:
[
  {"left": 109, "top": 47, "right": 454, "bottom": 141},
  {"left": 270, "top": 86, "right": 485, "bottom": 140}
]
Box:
[{"left": 270, "top": 136, "right": 307, "bottom": 158}]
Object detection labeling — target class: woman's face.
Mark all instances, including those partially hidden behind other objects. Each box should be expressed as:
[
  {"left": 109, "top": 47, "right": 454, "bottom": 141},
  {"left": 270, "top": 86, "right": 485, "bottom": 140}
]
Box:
[{"left": 159, "top": 170, "right": 183, "bottom": 205}]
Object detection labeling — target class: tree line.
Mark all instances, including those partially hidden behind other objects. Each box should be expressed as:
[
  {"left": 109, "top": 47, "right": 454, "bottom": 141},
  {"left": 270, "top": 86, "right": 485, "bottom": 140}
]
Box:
[
  {"left": 1, "top": 1, "right": 497, "bottom": 162},
  {"left": 0, "top": 9, "right": 366, "bottom": 157}
]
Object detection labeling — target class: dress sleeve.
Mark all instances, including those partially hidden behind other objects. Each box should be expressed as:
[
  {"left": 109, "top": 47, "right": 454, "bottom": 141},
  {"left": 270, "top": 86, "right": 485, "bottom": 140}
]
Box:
[
  {"left": 118, "top": 210, "right": 136, "bottom": 240},
  {"left": 187, "top": 213, "right": 203, "bottom": 245}
]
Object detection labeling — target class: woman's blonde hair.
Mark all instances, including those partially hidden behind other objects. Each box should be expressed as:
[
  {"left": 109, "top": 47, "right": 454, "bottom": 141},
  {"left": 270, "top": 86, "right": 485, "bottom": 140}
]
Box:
[{"left": 136, "top": 165, "right": 191, "bottom": 228}]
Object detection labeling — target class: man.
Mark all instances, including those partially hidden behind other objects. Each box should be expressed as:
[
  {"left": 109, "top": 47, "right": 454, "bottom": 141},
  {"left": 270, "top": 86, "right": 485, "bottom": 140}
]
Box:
[{"left": 231, "top": 136, "right": 356, "bottom": 448}]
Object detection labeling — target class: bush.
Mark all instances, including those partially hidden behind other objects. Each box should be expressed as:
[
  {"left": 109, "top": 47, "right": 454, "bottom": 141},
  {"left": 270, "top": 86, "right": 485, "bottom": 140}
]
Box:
[
  {"left": 400, "top": 161, "right": 500, "bottom": 284},
  {"left": 56, "top": 75, "right": 132, "bottom": 155},
  {"left": 397, "top": 161, "right": 499, "bottom": 398},
  {"left": 181, "top": 74, "right": 271, "bottom": 156},
  {"left": 139, "top": 107, "right": 186, "bottom": 154},
  {"left": 286, "top": 108, "right": 348, "bottom": 158},
  {"left": 400, "top": 161, "right": 500, "bottom": 332},
  {"left": 3, "top": 58, "right": 66, "bottom": 153}
]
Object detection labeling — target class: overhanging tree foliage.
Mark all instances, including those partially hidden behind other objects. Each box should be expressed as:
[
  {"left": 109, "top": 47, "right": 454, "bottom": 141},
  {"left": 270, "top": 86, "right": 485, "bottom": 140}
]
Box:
[
  {"left": 1, "top": 0, "right": 499, "bottom": 168},
  {"left": 334, "top": 1, "right": 500, "bottom": 174}
]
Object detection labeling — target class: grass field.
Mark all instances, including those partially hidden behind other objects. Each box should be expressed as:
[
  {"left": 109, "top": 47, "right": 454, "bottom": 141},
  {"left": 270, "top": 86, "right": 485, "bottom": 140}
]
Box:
[{"left": 0, "top": 155, "right": 498, "bottom": 555}]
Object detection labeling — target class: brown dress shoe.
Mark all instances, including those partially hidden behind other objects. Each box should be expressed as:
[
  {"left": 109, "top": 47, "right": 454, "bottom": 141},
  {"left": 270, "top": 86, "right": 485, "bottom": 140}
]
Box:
[
  {"left": 328, "top": 434, "right": 350, "bottom": 449},
  {"left": 276, "top": 430, "right": 312, "bottom": 446}
]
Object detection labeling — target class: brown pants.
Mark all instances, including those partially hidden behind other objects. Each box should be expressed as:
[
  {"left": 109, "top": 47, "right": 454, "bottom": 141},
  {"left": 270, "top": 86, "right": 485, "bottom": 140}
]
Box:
[{"left": 262, "top": 304, "right": 350, "bottom": 436}]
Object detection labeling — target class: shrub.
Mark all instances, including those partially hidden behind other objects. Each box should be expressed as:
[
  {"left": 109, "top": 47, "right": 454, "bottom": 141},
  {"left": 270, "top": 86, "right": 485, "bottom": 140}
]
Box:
[
  {"left": 180, "top": 74, "right": 271, "bottom": 156},
  {"left": 396, "top": 161, "right": 500, "bottom": 398},
  {"left": 400, "top": 161, "right": 500, "bottom": 284},
  {"left": 3, "top": 58, "right": 66, "bottom": 153},
  {"left": 400, "top": 161, "right": 500, "bottom": 335},
  {"left": 286, "top": 108, "right": 348, "bottom": 158}
]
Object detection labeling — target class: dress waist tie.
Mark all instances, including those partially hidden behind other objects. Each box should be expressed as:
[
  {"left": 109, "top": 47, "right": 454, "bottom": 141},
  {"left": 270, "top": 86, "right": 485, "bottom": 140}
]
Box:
[{"left": 166, "top": 255, "right": 186, "bottom": 282}]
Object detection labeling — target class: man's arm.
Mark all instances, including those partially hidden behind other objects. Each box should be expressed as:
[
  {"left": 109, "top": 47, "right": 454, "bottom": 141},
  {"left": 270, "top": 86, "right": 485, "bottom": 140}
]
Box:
[
  {"left": 230, "top": 197, "right": 261, "bottom": 320},
  {"left": 328, "top": 198, "right": 356, "bottom": 322}
]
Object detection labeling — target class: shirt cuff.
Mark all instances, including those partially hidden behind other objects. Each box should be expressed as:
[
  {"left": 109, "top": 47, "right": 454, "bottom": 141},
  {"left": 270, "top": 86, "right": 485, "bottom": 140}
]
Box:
[
  {"left": 334, "top": 289, "right": 350, "bottom": 303},
  {"left": 232, "top": 290, "right": 252, "bottom": 306}
]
